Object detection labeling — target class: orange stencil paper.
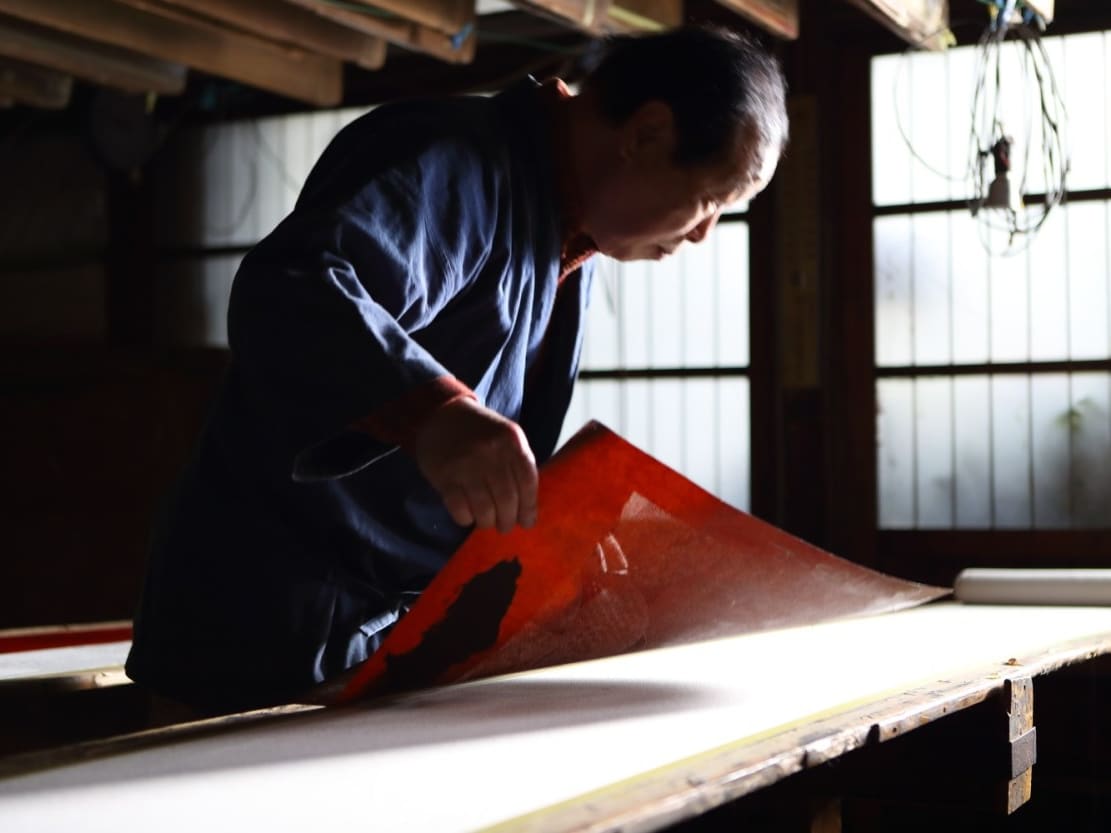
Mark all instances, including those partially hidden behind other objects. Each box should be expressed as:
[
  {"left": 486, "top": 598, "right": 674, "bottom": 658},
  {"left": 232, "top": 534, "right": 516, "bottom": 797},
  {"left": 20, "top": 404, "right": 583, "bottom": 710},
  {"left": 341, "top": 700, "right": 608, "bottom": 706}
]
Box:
[{"left": 336, "top": 422, "right": 948, "bottom": 702}]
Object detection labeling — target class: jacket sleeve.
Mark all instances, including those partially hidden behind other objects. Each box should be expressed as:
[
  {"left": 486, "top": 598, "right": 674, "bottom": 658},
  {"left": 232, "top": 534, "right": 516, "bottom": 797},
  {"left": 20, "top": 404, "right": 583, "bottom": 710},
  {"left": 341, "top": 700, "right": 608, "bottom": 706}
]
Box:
[{"left": 226, "top": 129, "right": 500, "bottom": 482}]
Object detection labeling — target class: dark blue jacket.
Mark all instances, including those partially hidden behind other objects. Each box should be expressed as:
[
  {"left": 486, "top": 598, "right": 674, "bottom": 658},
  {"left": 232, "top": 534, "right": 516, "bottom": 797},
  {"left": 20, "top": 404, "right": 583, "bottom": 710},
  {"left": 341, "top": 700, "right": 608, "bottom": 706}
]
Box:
[{"left": 126, "top": 80, "right": 594, "bottom": 709}]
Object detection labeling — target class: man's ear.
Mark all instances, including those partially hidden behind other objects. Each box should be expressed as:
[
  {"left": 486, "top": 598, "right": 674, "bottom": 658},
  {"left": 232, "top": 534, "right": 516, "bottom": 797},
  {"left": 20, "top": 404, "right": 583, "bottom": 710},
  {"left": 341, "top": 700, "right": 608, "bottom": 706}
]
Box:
[{"left": 618, "top": 100, "right": 676, "bottom": 164}]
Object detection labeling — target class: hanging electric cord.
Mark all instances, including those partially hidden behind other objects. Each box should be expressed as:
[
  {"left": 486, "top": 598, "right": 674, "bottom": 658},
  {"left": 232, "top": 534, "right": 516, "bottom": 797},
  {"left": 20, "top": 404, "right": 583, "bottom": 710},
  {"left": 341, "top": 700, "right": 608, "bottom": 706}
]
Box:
[
  {"left": 967, "top": 15, "right": 1069, "bottom": 254},
  {"left": 889, "top": 5, "right": 1069, "bottom": 256}
]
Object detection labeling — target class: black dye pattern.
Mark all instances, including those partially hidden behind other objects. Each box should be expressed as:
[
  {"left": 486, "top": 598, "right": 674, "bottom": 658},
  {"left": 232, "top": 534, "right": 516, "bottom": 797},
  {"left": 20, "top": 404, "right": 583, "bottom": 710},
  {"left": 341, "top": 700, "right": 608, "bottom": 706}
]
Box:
[{"left": 383, "top": 557, "right": 522, "bottom": 691}]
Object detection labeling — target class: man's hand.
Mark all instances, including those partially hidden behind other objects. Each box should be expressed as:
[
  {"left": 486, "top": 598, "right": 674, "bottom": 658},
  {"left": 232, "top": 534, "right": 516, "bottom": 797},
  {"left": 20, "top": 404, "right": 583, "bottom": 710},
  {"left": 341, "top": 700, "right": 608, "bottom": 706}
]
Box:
[{"left": 413, "top": 398, "right": 539, "bottom": 533}]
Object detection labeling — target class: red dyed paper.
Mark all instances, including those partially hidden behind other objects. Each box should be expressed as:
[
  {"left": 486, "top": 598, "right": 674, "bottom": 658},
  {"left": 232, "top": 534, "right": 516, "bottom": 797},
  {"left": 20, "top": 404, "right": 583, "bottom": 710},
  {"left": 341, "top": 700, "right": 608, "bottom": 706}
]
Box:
[{"left": 336, "top": 423, "right": 946, "bottom": 702}]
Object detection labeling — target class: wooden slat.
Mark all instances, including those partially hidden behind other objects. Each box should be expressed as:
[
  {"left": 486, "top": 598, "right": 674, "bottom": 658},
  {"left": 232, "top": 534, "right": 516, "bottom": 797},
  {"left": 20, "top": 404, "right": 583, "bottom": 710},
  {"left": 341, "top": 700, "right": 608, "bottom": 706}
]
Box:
[
  {"left": 713, "top": 0, "right": 799, "bottom": 40},
  {"left": 348, "top": 0, "right": 474, "bottom": 35},
  {"left": 159, "top": 0, "right": 386, "bottom": 70},
  {"left": 606, "top": 0, "right": 682, "bottom": 31},
  {"left": 284, "top": 0, "right": 476, "bottom": 64},
  {"left": 0, "top": 0, "right": 343, "bottom": 106},
  {"left": 511, "top": 1, "right": 607, "bottom": 32},
  {"left": 0, "top": 15, "right": 185, "bottom": 95},
  {"left": 0, "top": 59, "right": 72, "bottom": 109},
  {"left": 840, "top": 0, "right": 950, "bottom": 51}
]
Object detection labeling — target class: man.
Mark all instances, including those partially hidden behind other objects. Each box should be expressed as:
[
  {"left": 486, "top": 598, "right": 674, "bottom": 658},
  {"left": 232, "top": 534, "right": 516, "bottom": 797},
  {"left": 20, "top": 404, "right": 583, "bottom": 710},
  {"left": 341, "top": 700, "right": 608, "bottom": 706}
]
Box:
[{"left": 126, "top": 24, "right": 788, "bottom": 710}]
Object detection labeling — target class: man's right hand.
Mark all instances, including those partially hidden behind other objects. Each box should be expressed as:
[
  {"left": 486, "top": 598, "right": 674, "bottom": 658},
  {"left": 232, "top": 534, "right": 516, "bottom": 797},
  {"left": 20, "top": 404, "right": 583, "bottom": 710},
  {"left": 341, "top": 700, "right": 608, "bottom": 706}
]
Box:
[{"left": 412, "top": 398, "right": 539, "bottom": 534}]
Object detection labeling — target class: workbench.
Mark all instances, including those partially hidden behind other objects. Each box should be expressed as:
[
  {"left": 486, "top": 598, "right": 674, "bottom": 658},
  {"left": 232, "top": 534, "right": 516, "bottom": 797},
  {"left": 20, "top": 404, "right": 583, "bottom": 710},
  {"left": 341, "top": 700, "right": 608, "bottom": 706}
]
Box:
[{"left": 3, "top": 602, "right": 1111, "bottom": 832}]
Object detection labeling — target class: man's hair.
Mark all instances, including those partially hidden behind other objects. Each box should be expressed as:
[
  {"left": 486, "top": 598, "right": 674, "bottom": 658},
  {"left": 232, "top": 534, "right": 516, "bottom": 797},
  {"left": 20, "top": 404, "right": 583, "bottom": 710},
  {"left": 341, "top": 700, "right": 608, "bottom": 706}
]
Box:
[{"left": 581, "top": 25, "right": 788, "bottom": 166}]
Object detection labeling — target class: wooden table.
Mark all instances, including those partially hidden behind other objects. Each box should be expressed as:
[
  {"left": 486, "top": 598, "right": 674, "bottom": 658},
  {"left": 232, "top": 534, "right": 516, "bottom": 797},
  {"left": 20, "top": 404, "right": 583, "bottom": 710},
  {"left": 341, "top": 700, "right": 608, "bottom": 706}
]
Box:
[{"left": 3, "top": 602, "right": 1111, "bottom": 832}]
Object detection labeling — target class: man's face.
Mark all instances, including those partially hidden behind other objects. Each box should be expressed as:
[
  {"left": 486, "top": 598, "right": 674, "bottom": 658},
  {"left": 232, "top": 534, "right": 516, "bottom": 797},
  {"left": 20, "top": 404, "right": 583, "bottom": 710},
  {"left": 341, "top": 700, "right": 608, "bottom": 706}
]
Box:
[{"left": 583, "top": 105, "right": 778, "bottom": 262}]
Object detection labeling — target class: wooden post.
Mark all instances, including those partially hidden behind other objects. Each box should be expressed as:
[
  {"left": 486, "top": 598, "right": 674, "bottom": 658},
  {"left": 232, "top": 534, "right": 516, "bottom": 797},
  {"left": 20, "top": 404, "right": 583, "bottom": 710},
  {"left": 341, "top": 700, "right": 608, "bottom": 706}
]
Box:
[
  {"left": 0, "top": 0, "right": 343, "bottom": 106},
  {"left": 1001, "top": 676, "right": 1036, "bottom": 813}
]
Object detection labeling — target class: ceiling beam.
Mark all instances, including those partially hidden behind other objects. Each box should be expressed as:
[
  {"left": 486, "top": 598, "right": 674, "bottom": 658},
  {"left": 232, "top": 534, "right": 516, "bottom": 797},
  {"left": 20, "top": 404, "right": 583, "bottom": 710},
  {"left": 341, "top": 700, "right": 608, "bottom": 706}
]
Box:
[
  {"left": 0, "top": 0, "right": 343, "bottom": 105},
  {"left": 284, "top": 0, "right": 476, "bottom": 64},
  {"left": 712, "top": 0, "right": 799, "bottom": 39},
  {"left": 0, "top": 59, "right": 73, "bottom": 109},
  {"left": 607, "top": 0, "right": 683, "bottom": 30},
  {"left": 346, "top": 0, "right": 475, "bottom": 35},
  {"left": 159, "top": 0, "right": 387, "bottom": 71},
  {"left": 0, "top": 15, "right": 185, "bottom": 95},
  {"left": 841, "top": 0, "right": 950, "bottom": 50}
]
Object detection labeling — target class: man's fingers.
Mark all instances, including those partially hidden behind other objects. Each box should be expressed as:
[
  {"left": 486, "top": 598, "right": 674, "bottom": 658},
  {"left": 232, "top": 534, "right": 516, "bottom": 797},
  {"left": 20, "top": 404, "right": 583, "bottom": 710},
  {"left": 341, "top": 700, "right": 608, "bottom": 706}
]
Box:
[
  {"left": 467, "top": 482, "right": 499, "bottom": 530},
  {"left": 511, "top": 450, "right": 539, "bottom": 528},
  {"left": 488, "top": 462, "right": 521, "bottom": 534},
  {"left": 441, "top": 484, "right": 474, "bottom": 528}
]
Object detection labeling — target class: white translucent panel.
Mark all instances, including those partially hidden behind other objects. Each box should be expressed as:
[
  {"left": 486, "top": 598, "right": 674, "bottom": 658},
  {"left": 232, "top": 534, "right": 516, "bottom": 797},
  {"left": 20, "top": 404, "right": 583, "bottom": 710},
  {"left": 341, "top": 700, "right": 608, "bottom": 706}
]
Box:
[
  {"left": 714, "top": 223, "right": 749, "bottom": 366},
  {"left": 681, "top": 380, "right": 719, "bottom": 498},
  {"left": 950, "top": 210, "right": 991, "bottom": 364},
  {"left": 681, "top": 234, "right": 717, "bottom": 366},
  {"left": 877, "top": 379, "right": 915, "bottom": 527},
  {"left": 619, "top": 260, "right": 651, "bottom": 368},
  {"left": 991, "top": 375, "right": 1033, "bottom": 527},
  {"left": 988, "top": 229, "right": 1030, "bottom": 363},
  {"left": 581, "top": 222, "right": 749, "bottom": 372},
  {"left": 649, "top": 379, "right": 684, "bottom": 472},
  {"left": 555, "top": 378, "right": 751, "bottom": 510},
  {"left": 874, "top": 216, "right": 913, "bottom": 366},
  {"left": 911, "top": 213, "right": 952, "bottom": 365},
  {"left": 1027, "top": 206, "right": 1069, "bottom": 361},
  {"left": 908, "top": 50, "right": 951, "bottom": 205},
  {"left": 1069, "top": 373, "right": 1111, "bottom": 526},
  {"left": 582, "top": 259, "right": 621, "bottom": 369},
  {"left": 945, "top": 47, "right": 978, "bottom": 203},
  {"left": 647, "top": 256, "right": 684, "bottom": 367},
  {"left": 1060, "top": 33, "right": 1108, "bottom": 191},
  {"left": 871, "top": 55, "right": 909, "bottom": 207},
  {"left": 155, "top": 255, "right": 242, "bottom": 347},
  {"left": 913, "top": 377, "right": 954, "bottom": 527},
  {"left": 717, "top": 378, "right": 751, "bottom": 511},
  {"left": 1030, "top": 374, "right": 1073, "bottom": 528},
  {"left": 1066, "top": 202, "right": 1110, "bottom": 360},
  {"left": 952, "top": 376, "right": 992, "bottom": 527}
]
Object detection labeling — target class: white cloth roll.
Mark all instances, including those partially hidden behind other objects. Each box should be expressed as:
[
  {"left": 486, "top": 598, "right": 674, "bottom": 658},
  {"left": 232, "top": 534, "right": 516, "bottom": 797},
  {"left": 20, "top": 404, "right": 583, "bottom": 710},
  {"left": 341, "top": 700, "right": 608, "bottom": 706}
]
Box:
[{"left": 954, "top": 568, "right": 1111, "bottom": 606}]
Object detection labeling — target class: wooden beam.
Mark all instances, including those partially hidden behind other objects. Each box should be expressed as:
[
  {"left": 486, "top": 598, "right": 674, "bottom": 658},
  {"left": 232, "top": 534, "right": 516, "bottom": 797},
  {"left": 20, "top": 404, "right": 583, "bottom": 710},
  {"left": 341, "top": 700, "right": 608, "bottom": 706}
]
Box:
[
  {"left": 0, "top": 59, "right": 72, "bottom": 109},
  {"left": 0, "top": 15, "right": 185, "bottom": 95},
  {"left": 347, "top": 0, "right": 474, "bottom": 36},
  {"left": 840, "top": 0, "right": 950, "bottom": 51},
  {"left": 606, "top": 0, "right": 682, "bottom": 31},
  {"left": 511, "top": 1, "right": 608, "bottom": 32},
  {"left": 713, "top": 0, "right": 799, "bottom": 40},
  {"left": 0, "top": 0, "right": 343, "bottom": 106},
  {"left": 159, "top": 0, "right": 386, "bottom": 71},
  {"left": 284, "top": 0, "right": 476, "bottom": 64}
]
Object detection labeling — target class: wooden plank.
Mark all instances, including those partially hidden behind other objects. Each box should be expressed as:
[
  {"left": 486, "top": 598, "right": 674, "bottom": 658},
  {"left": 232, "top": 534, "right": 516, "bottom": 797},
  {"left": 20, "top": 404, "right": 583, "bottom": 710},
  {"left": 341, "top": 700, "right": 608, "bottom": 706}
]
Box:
[
  {"left": 606, "top": 0, "right": 682, "bottom": 31},
  {"left": 713, "top": 0, "right": 799, "bottom": 40},
  {"left": 347, "top": 0, "right": 474, "bottom": 35},
  {"left": 284, "top": 0, "right": 475, "bottom": 64},
  {"left": 840, "top": 0, "right": 950, "bottom": 51},
  {"left": 0, "top": 0, "right": 342, "bottom": 106},
  {"left": 0, "top": 59, "right": 72, "bottom": 109},
  {"left": 511, "top": 0, "right": 607, "bottom": 32},
  {"left": 0, "top": 15, "right": 185, "bottom": 95},
  {"left": 159, "top": 0, "right": 386, "bottom": 70}
]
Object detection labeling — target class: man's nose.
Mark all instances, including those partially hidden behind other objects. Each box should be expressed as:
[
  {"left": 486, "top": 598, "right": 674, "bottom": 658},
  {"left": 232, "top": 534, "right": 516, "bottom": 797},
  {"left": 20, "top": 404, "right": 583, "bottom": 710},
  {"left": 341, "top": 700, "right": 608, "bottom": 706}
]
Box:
[{"left": 685, "top": 209, "right": 721, "bottom": 244}]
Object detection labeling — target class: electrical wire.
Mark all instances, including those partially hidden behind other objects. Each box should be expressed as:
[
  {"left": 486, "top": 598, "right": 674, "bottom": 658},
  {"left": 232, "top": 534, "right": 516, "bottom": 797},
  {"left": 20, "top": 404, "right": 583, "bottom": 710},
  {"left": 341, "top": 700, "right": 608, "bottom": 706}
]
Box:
[{"left": 967, "top": 19, "right": 1069, "bottom": 255}]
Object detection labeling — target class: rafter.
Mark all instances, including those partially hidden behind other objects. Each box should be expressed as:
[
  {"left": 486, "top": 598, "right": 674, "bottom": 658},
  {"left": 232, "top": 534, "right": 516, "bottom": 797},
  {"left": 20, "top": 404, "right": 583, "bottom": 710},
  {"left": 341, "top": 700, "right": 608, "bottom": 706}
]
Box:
[
  {"left": 159, "top": 0, "right": 387, "bottom": 70},
  {"left": 0, "top": 0, "right": 343, "bottom": 105},
  {"left": 0, "top": 15, "right": 185, "bottom": 95}
]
